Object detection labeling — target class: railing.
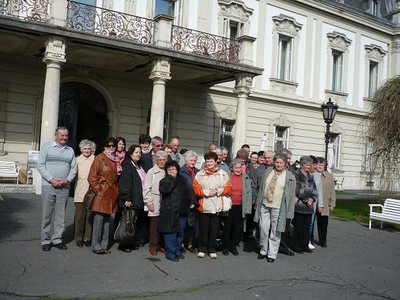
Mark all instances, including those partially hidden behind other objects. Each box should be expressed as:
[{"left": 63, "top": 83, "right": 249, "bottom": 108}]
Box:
[
  {"left": 171, "top": 25, "right": 241, "bottom": 63},
  {"left": 66, "top": 1, "right": 155, "bottom": 45},
  {"left": 0, "top": 0, "right": 50, "bottom": 23}
]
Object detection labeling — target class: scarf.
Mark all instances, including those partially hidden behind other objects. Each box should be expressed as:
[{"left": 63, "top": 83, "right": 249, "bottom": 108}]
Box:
[
  {"left": 205, "top": 164, "right": 219, "bottom": 175},
  {"left": 265, "top": 169, "right": 285, "bottom": 203},
  {"left": 103, "top": 150, "right": 122, "bottom": 175},
  {"left": 188, "top": 166, "right": 196, "bottom": 179}
]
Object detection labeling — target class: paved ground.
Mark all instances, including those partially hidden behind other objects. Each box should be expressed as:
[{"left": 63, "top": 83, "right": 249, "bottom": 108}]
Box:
[{"left": 0, "top": 193, "right": 399, "bottom": 300}]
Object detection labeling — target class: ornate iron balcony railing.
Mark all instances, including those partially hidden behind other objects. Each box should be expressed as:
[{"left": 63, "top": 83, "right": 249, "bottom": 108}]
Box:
[
  {"left": 66, "top": 1, "right": 155, "bottom": 45},
  {"left": 0, "top": 0, "right": 50, "bottom": 23},
  {"left": 171, "top": 25, "right": 241, "bottom": 63}
]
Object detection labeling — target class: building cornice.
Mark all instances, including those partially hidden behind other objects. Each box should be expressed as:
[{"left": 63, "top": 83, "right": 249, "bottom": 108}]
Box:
[{"left": 292, "top": 0, "right": 396, "bottom": 36}]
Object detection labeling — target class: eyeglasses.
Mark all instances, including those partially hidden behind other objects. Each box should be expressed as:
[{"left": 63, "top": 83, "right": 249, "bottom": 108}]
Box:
[
  {"left": 154, "top": 144, "right": 163, "bottom": 148},
  {"left": 106, "top": 144, "right": 115, "bottom": 148}
]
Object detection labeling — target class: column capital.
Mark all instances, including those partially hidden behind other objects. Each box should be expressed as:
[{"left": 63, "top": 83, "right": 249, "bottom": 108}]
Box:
[
  {"left": 43, "top": 36, "right": 66, "bottom": 64},
  {"left": 234, "top": 74, "right": 253, "bottom": 95},
  {"left": 149, "top": 57, "right": 171, "bottom": 81}
]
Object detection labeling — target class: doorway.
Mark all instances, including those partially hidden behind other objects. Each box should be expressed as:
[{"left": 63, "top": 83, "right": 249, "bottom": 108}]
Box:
[{"left": 59, "top": 82, "right": 109, "bottom": 155}]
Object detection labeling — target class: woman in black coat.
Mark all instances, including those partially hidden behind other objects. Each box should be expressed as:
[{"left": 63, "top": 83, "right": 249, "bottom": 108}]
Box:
[
  {"left": 117, "top": 144, "right": 146, "bottom": 252},
  {"left": 159, "top": 160, "right": 196, "bottom": 262}
]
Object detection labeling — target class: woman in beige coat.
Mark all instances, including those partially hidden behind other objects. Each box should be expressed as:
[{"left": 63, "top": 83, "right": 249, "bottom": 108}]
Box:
[
  {"left": 316, "top": 157, "right": 336, "bottom": 248},
  {"left": 143, "top": 150, "right": 168, "bottom": 256},
  {"left": 73, "top": 139, "right": 95, "bottom": 247}
]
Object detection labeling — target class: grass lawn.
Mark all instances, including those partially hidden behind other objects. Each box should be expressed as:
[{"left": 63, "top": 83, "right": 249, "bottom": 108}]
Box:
[{"left": 332, "top": 199, "right": 400, "bottom": 230}]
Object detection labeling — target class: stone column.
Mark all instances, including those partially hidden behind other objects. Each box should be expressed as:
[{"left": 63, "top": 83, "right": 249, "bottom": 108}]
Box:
[
  {"left": 153, "top": 15, "right": 173, "bottom": 48},
  {"left": 391, "top": 36, "right": 400, "bottom": 76},
  {"left": 40, "top": 36, "right": 66, "bottom": 146},
  {"left": 237, "top": 35, "right": 256, "bottom": 65},
  {"left": 232, "top": 74, "right": 252, "bottom": 153},
  {"left": 148, "top": 57, "right": 171, "bottom": 138}
]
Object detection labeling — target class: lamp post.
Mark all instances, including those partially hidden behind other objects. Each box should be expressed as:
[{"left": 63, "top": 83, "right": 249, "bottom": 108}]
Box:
[{"left": 321, "top": 98, "right": 339, "bottom": 171}]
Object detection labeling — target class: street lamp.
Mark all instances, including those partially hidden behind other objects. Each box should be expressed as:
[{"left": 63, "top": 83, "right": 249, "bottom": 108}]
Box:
[{"left": 321, "top": 98, "right": 339, "bottom": 171}]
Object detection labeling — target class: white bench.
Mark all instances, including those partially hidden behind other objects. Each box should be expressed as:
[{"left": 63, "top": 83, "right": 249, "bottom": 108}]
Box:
[
  {"left": 0, "top": 161, "right": 20, "bottom": 184},
  {"left": 369, "top": 198, "right": 400, "bottom": 229}
]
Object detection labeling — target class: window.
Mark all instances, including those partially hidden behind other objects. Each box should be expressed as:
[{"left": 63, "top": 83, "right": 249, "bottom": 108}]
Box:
[
  {"left": 277, "top": 36, "right": 292, "bottom": 81},
  {"left": 220, "top": 119, "right": 235, "bottom": 156},
  {"left": 330, "top": 133, "right": 341, "bottom": 170},
  {"left": 273, "top": 126, "right": 289, "bottom": 152},
  {"left": 155, "top": 0, "right": 175, "bottom": 17},
  {"left": 223, "top": 19, "right": 243, "bottom": 39},
  {"left": 332, "top": 51, "right": 343, "bottom": 91},
  {"left": 368, "top": 61, "right": 379, "bottom": 98},
  {"left": 365, "top": 137, "right": 374, "bottom": 173},
  {"left": 147, "top": 110, "right": 170, "bottom": 142},
  {"left": 371, "top": 0, "right": 379, "bottom": 16}
]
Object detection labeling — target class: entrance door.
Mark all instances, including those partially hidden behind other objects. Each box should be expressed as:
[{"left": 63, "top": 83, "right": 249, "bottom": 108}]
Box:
[{"left": 59, "top": 82, "right": 109, "bottom": 155}]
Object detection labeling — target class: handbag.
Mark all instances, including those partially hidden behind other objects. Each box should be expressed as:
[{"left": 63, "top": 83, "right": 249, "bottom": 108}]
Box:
[
  {"left": 83, "top": 188, "right": 96, "bottom": 211},
  {"left": 114, "top": 207, "right": 137, "bottom": 244}
]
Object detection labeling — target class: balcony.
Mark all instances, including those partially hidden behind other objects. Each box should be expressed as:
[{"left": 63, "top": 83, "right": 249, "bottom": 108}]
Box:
[{"left": 0, "top": 0, "right": 261, "bottom": 84}]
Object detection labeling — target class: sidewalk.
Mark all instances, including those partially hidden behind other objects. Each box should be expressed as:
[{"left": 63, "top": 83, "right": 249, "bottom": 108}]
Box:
[{"left": 0, "top": 193, "right": 399, "bottom": 300}]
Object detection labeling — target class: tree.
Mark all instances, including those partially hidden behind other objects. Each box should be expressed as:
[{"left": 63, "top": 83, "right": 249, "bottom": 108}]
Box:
[{"left": 367, "top": 76, "right": 400, "bottom": 193}]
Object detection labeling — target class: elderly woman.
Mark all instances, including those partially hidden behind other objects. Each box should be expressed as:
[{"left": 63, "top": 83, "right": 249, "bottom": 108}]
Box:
[
  {"left": 88, "top": 137, "right": 119, "bottom": 254},
  {"left": 254, "top": 153, "right": 296, "bottom": 262},
  {"left": 143, "top": 150, "right": 168, "bottom": 256},
  {"left": 292, "top": 156, "right": 318, "bottom": 254},
  {"left": 73, "top": 139, "right": 96, "bottom": 247},
  {"left": 117, "top": 144, "right": 146, "bottom": 253},
  {"left": 193, "top": 152, "right": 232, "bottom": 259},
  {"left": 179, "top": 150, "right": 200, "bottom": 253},
  {"left": 159, "top": 160, "right": 196, "bottom": 262},
  {"left": 222, "top": 158, "right": 252, "bottom": 256}
]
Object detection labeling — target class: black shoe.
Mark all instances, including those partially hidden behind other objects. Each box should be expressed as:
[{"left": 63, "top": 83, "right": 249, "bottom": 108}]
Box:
[
  {"left": 292, "top": 249, "right": 304, "bottom": 254},
  {"left": 321, "top": 243, "right": 327, "bottom": 248},
  {"left": 180, "top": 247, "right": 186, "bottom": 254},
  {"left": 279, "top": 248, "right": 295, "bottom": 256},
  {"left": 76, "top": 241, "right": 84, "bottom": 248},
  {"left": 53, "top": 243, "right": 67, "bottom": 250},
  {"left": 176, "top": 254, "right": 185, "bottom": 259},
  {"left": 230, "top": 249, "right": 239, "bottom": 256},
  {"left": 188, "top": 247, "right": 196, "bottom": 253},
  {"left": 267, "top": 258, "right": 276, "bottom": 263},
  {"left": 257, "top": 254, "right": 267, "bottom": 259},
  {"left": 222, "top": 249, "right": 229, "bottom": 256},
  {"left": 304, "top": 248, "right": 313, "bottom": 253},
  {"left": 42, "top": 244, "right": 51, "bottom": 251},
  {"left": 118, "top": 246, "right": 132, "bottom": 253},
  {"left": 84, "top": 240, "right": 91, "bottom": 247},
  {"left": 166, "top": 257, "right": 179, "bottom": 262},
  {"left": 92, "top": 249, "right": 106, "bottom": 255}
]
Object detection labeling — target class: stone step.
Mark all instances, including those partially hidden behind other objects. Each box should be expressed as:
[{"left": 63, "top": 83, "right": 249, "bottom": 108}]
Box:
[{"left": 0, "top": 184, "right": 35, "bottom": 194}]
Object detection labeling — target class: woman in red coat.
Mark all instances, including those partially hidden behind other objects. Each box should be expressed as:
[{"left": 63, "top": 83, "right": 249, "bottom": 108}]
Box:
[{"left": 88, "top": 137, "right": 119, "bottom": 254}]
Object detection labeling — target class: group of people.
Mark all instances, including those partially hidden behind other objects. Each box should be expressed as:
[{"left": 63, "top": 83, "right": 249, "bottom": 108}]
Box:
[{"left": 37, "top": 126, "right": 336, "bottom": 263}]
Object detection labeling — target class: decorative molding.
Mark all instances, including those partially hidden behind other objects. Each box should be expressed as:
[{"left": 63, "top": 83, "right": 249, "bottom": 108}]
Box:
[
  {"left": 270, "top": 78, "right": 298, "bottom": 94},
  {"left": 272, "top": 114, "right": 292, "bottom": 128},
  {"left": 272, "top": 14, "right": 303, "bottom": 37},
  {"left": 365, "top": 44, "right": 387, "bottom": 62},
  {"left": 218, "top": 0, "right": 253, "bottom": 22},
  {"left": 327, "top": 31, "right": 352, "bottom": 52},
  {"left": 149, "top": 57, "right": 171, "bottom": 81},
  {"left": 220, "top": 106, "right": 236, "bottom": 120},
  {"left": 330, "top": 122, "right": 343, "bottom": 134},
  {"left": 234, "top": 74, "right": 253, "bottom": 94},
  {"left": 43, "top": 36, "right": 66, "bottom": 64}
]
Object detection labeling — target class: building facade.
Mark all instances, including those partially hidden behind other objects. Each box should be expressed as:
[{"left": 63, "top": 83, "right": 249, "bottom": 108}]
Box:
[{"left": 0, "top": 0, "right": 399, "bottom": 190}]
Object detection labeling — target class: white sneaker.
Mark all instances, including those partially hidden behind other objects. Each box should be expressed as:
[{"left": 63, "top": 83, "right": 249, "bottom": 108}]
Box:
[
  {"left": 209, "top": 253, "right": 218, "bottom": 259},
  {"left": 197, "top": 251, "right": 205, "bottom": 258},
  {"left": 308, "top": 243, "right": 316, "bottom": 250}
]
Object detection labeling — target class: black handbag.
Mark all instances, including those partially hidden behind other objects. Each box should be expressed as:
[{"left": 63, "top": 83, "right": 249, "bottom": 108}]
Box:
[
  {"left": 114, "top": 208, "right": 137, "bottom": 244},
  {"left": 83, "top": 188, "right": 96, "bottom": 211}
]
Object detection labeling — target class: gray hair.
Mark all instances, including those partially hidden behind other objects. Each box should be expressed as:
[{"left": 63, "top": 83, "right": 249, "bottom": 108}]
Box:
[
  {"left": 55, "top": 126, "right": 68, "bottom": 134},
  {"left": 79, "top": 139, "right": 96, "bottom": 152},
  {"left": 183, "top": 150, "right": 198, "bottom": 162},
  {"left": 281, "top": 149, "right": 292, "bottom": 156},
  {"left": 151, "top": 136, "right": 163, "bottom": 146},
  {"left": 230, "top": 158, "right": 243, "bottom": 169},
  {"left": 236, "top": 148, "right": 248, "bottom": 159},
  {"left": 273, "top": 152, "right": 288, "bottom": 163},
  {"left": 299, "top": 156, "right": 313, "bottom": 166},
  {"left": 154, "top": 150, "right": 168, "bottom": 159}
]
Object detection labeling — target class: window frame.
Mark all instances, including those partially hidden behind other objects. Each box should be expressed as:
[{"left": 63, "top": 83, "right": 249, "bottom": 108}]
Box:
[
  {"left": 330, "top": 133, "right": 341, "bottom": 170},
  {"left": 219, "top": 119, "right": 235, "bottom": 157},
  {"left": 273, "top": 126, "right": 289, "bottom": 152},
  {"left": 277, "top": 35, "right": 293, "bottom": 81},
  {"left": 368, "top": 60, "right": 379, "bottom": 98},
  {"left": 331, "top": 50, "right": 344, "bottom": 92}
]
